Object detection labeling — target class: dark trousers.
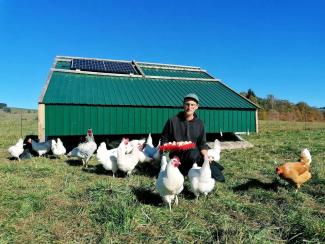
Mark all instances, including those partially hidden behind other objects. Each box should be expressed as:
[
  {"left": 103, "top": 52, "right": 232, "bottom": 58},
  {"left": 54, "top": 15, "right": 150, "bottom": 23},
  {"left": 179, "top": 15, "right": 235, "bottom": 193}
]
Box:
[{"left": 170, "top": 148, "right": 225, "bottom": 182}]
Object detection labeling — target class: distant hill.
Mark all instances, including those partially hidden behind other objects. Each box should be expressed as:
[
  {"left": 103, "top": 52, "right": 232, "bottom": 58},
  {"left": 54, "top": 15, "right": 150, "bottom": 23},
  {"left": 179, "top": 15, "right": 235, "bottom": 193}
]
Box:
[
  {"left": 240, "top": 89, "right": 325, "bottom": 122},
  {"left": 0, "top": 106, "right": 37, "bottom": 114}
]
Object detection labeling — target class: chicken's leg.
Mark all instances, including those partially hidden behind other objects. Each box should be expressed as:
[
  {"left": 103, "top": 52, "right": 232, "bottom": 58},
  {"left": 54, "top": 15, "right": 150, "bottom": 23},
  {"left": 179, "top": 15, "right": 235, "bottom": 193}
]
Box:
[{"left": 174, "top": 195, "right": 178, "bottom": 206}]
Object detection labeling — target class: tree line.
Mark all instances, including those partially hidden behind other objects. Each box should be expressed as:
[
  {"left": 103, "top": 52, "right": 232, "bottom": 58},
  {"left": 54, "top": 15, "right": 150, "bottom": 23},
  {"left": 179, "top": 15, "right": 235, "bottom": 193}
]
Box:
[{"left": 240, "top": 89, "right": 325, "bottom": 122}]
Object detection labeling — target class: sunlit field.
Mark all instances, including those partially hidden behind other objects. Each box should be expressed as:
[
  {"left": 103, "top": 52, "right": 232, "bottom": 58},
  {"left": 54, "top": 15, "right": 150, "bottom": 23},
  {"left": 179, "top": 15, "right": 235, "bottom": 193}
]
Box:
[{"left": 1, "top": 109, "right": 324, "bottom": 243}]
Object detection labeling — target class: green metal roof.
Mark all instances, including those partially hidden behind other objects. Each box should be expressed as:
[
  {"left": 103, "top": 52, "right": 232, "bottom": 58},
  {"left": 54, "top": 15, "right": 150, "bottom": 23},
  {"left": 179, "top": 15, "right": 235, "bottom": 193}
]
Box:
[
  {"left": 140, "top": 67, "right": 213, "bottom": 79},
  {"left": 42, "top": 71, "right": 257, "bottom": 109},
  {"left": 55, "top": 61, "right": 71, "bottom": 70}
]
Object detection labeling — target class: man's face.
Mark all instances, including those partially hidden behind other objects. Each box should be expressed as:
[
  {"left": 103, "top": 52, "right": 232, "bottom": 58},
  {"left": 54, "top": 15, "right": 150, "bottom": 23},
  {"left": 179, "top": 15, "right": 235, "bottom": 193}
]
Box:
[{"left": 183, "top": 99, "right": 198, "bottom": 116}]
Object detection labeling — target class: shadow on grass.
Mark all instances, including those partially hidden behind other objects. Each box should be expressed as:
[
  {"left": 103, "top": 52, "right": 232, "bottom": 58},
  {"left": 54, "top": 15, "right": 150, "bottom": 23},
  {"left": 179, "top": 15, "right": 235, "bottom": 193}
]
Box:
[
  {"left": 131, "top": 186, "right": 162, "bottom": 206},
  {"left": 81, "top": 164, "right": 131, "bottom": 178},
  {"left": 181, "top": 184, "right": 196, "bottom": 200},
  {"left": 232, "top": 178, "right": 280, "bottom": 192},
  {"left": 47, "top": 155, "right": 66, "bottom": 160},
  {"left": 306, "top": 173, "right": 325, "bottom": 199},
  {"left": 7, "top": 156, "right": 19, "bottom": 161},
  {"left": 310, "top": 172, "right": 325, "bottom": 185},
  {"left": 65, "top": 159, "right": 83, "bottom": 167},
  {"left": 81, "top": 164, "right": 126, "bottom": 177},
  {"left": 135, "top": 161, "right": 161, "bottom": 177},
  {"left": 82, "top": 164, "right": 109, "bottom": 175}
]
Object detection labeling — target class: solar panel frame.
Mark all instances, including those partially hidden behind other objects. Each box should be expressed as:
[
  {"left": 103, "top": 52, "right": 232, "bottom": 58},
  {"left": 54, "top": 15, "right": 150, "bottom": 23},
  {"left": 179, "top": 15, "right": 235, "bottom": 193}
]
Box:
[{"left": 71, "top": 59, "right": 138, "bottom": 75}]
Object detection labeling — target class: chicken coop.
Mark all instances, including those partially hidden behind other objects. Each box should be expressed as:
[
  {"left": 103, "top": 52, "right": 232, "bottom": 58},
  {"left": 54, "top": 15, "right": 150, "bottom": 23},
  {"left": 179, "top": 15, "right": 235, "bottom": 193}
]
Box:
[{"left": 38, "top": 56, "right": 259, "bottom": 141}]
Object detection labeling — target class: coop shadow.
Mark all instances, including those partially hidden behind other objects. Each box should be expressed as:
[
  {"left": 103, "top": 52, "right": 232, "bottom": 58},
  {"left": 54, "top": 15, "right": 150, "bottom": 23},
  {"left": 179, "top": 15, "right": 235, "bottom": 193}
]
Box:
[
  {"left": 233, "top": 178, "right": 280, "bottom": 192},
  {"left": 131, "top": 186, "right": 162, "bottom": 206},
  {"left": 135, "top": 161, "right": 161, "bottom": 177},
  {"left": 65, "top": 159, "right": 83, "bottom": 167}
]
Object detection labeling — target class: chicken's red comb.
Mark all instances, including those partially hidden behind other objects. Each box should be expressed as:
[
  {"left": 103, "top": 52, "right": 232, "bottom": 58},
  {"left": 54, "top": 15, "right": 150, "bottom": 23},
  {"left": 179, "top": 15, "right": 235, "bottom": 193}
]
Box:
[
  {"left": 123, "top": 137, "right": 129, "bottom": 144},
  {"left": 172, "top": 156, "right": 180, "bottom": 162},
  {"left": 87, "top": 128, "right": 92, "bottom": 136}
]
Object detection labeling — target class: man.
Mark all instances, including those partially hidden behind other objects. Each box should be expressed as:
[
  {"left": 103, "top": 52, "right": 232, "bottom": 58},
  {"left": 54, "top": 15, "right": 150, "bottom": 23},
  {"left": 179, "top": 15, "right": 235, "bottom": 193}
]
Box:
[{"left": 160, "top": 93, "right": 225, "bottom": 182}]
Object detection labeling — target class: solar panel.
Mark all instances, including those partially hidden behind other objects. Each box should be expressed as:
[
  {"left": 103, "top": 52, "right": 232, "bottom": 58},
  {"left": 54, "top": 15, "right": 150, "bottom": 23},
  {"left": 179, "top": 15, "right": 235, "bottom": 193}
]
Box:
[{"left": 71, "top": 59, "right": 138, "bottom": 75}]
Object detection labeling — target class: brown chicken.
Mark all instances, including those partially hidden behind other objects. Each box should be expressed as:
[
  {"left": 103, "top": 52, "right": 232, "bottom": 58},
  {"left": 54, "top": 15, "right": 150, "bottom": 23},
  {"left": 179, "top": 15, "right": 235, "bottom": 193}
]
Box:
[{"left": 276, "top": 148, "right": 312, "bottom": 192}]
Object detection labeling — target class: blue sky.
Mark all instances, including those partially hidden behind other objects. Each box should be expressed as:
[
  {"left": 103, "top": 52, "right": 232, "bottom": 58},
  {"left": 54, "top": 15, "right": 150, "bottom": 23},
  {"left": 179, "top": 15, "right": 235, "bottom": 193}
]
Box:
[{"left": 1, "top": 0, "right": 324, "bottom": 109}]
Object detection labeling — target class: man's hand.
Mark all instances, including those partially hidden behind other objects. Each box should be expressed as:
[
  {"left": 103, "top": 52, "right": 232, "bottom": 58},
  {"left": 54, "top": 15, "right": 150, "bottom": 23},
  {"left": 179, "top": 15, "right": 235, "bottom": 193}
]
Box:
[{"left": 201, "top": 149, "right": 208, "bottom": 157}]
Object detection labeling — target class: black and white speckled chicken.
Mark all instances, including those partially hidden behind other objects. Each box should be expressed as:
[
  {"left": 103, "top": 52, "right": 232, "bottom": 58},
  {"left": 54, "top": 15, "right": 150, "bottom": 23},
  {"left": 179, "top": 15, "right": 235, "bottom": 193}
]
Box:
[
  {"left": 28, "top": 138, "right": 52, "bottom": 156},
  {"left": 68, "top": 128, "right": 97, "bottom": 167}
]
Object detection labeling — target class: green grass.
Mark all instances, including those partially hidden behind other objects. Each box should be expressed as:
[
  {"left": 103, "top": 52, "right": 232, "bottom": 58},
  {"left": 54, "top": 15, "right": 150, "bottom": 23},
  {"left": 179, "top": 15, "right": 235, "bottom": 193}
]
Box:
[{"left": 1, "top": 110, "right": 324, "bottom": 243}]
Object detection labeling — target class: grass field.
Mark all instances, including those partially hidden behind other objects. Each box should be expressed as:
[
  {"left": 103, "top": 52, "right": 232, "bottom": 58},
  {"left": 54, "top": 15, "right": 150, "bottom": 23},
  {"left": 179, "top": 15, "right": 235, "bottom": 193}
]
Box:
[{"left": 0, "top": 110, "right": 324, "bottom": 243}]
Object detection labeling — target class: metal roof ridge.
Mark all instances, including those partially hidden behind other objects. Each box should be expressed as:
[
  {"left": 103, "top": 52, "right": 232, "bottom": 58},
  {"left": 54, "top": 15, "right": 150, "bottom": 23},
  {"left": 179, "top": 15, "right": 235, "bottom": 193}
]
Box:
[
  {"left": 139, "top": 64, "right": 206, "bottom": 72},
  {"left": 145, "top": 75, "right": 219, "bottom": 82},
  {"left": 52, "top": 68, "right": 143, "bottom": 78},
  {"left": 137, "top": 61, "right": 200, "bottom": 69}
]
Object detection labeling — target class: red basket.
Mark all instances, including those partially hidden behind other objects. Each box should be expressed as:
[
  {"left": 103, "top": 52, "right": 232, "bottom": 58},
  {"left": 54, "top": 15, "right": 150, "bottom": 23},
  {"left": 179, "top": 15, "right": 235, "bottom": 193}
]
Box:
[{"left": 160, "top": 142, "right": 196, "bottom": 152}]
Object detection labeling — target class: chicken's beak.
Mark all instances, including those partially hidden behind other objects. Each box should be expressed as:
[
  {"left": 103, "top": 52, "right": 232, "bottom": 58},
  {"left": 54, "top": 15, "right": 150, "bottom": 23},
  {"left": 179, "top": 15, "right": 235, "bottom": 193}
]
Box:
[{"left": 275, "top": 167, "right": 282, "bottom": 174}]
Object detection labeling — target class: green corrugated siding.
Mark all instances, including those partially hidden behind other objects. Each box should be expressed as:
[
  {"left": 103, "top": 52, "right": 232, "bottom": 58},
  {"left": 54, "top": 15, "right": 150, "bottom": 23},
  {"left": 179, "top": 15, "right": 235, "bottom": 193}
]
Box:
[
  {"left": 55, "top": 61, "right": 71, "bottom": 70},
  {"left": 45, "top": 105, "right": 256, "bottom": 136},
  {"left": 42, "top": 71, "right": 256, "bottom": 109},
  {"left": 141, "top": 67, "right": 213, "bottom": 79},
  {"left": 197, "top": 110, "right": 255, "bottom": 133}
]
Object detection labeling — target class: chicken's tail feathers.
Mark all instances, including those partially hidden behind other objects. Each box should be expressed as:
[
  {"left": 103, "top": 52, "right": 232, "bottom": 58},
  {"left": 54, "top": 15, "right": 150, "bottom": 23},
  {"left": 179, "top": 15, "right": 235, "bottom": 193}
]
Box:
[
  {"left": 213, "top": 139, "right": 221, "bottom": 152},
  {"left": 67, "top": 150, "right": 73, "bottom": 157},
  {"left": 146, "top": 133, "right": 153, "bottom": 147},
  {"left": 300, "top": 148, "right": 312, "bottom": 165}
]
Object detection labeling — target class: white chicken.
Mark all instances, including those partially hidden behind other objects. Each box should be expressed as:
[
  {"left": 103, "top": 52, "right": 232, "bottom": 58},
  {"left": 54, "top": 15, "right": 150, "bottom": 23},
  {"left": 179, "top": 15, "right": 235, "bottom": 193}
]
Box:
[
  {"left": 116, "top": 138, "right": 141, "bottom": 176},
  {"left": 159, "top": 154, "right": 168, "bottom": 172},
  {"left": 129, "top": 139, "right": 145, "bottom": 150},
  {"left": 68, "top": 141, "right": 97, "bottom": 167},
  {"left": 156, "top": 155, "right": 184, "bottom": 211},
  {"left": 138, "top": 150, "right": 153, "bottom": 163},
  {"left": 143, "top": 133, "right": 160, "bottom": 161},
  {"left": 28, "top": 138, "right": 52, "bottom": 156},
  {"left": 96, "top": 142, "right": 118, "bottom": 177},
  {"left": 8, "top": 138, "right": 24, "bottom": 161},
  {"left": 207, "top": 139, "right": 221, "bottom": 162},
  {"left": 126, "top": 138, "right": 152, "bottom": 163},
  {"left": 67, "top": 129, "right": 97, "bottom": 167},
  {"left": 188, "top": 156, "right": 216, "bottom": 199},
  {"left": 51, "top": 138, "right": 66, "bottom": 158}
]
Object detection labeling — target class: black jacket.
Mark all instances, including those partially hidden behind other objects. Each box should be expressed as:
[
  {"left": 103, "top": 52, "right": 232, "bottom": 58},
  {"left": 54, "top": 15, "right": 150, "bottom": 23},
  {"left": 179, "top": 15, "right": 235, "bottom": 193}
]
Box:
[{"left": 161, "top": 112, "right": 208, "bottom": 151}]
